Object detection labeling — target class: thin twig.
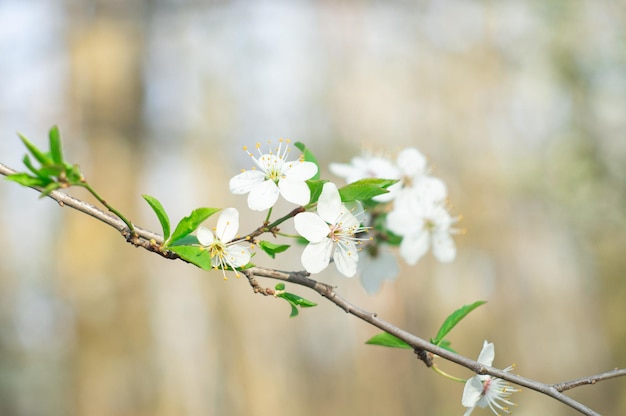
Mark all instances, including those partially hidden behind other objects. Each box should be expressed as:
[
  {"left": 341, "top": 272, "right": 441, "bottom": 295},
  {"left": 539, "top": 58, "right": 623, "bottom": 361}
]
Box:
[
  {"left": 552, "top": 368, "right": 626, "bottom": 392},
  {"left": 1, "top": 161, "right": 621, "bottom": 416}
]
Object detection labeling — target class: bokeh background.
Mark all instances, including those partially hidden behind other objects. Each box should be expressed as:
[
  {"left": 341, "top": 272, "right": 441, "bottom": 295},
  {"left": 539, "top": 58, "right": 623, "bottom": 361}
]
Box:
[{"left": 1, "top": 1, "right": 625, "bottom": 415}]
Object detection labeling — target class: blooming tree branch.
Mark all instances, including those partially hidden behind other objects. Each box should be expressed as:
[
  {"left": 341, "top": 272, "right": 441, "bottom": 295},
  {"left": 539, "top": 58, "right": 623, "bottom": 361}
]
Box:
[{"left": 1, "top": 129, "right": 624, "bottom": 416}]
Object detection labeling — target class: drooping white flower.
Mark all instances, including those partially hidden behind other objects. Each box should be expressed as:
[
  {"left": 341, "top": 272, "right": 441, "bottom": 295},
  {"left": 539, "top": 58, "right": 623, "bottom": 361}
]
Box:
[
  {"left": 197, "top": 208, "right": 251, "bottom": 278},
  {"left": 358, "top": 244, "right": 399, "bottom": 294},
  {"left": 294, "top": 182, "right": 368, "bottom": 277},
  {"left": 462, "top": 341, "right": 519, "bottom": 416},
  {"left": 387, "top": 196, "right": 457, "bottom": 265},
  {"left": 230, "top": 140, "right": 318, "bottom": 211}
]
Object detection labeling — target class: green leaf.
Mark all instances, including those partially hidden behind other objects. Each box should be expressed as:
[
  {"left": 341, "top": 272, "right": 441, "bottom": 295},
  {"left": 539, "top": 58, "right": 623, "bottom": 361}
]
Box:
[
  {"left": 168, "top": 245, "right": 212, "bottom": 270},
  {"left": 338, "top": 178, "right": 399, "bottom": 202},
  {"left": 280, "top": 293, "right": 317, "bottom": 308},
  {"left": 167, "top": 207, "right": 221, "bottom": 246},
  {"left": 365, "top": 332, "right": 411, "bottom": 349},
  {"left": 431, "top": 301, "right": 487, "bottom": 346},
  {"left": 294, "top": 142, "right": 320, "bottom": 180},
  {"left": 305, "top": 179, "right": 328, "bottom": 204},
  {"left": 168, "top": 235, "right": 199, "bottom": 246},
  {"left": 39, "top": 181, "right": 62, "bottom": 198},
  {"left": 258, "top": 240, "right": 290, "bottom": 259},
  {"left": 5, "top": 173, "right": 53, "bottom": 188},
  {"left": 142, "top": 194, "right": 171, "bottom": 240},
  {"left": 48, "top": 126, "right": 63, "bottom": 164},
  {"left": 18, "top": 133, "right": 50, "bottom": 165},
  {"left": 38, "top": 164, "right": 66, "bottom": 178},
  {"left": 22, "top": 155, "right": 42, "bottom": 177},
  {"left": 276, "top": 290, "right": 317, "bottom": 318}
]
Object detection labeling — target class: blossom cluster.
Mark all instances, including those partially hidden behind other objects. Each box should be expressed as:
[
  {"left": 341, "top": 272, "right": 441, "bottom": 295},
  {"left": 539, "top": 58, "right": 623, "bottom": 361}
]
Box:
[
  {"left": 330, "top": 148, "right": 458, "bottom": 292},
  {"left": 197, "top": 141, "right": 458, "bottom": 293}
]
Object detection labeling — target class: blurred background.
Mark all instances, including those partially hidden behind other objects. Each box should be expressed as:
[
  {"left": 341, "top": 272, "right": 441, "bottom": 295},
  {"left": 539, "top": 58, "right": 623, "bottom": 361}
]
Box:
[{"left": 1, "top": 0, "right": 625, "bottom": 415}]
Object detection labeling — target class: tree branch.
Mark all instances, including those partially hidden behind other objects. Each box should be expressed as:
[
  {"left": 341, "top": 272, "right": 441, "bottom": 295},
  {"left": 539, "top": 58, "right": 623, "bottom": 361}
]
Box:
[
  {"left": 552, "top": 368, "right": 626, "bottom": 392},
  {"left": 1, "top": 161, "right": 621, "bottom": 416}
]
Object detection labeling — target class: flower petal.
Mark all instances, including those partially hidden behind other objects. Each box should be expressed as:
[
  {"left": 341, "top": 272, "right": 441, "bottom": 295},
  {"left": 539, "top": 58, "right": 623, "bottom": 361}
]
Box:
[
  {"left": 462, "top": 376, "right": 484, "bottom": 407},
  {"left": 278, "top": 177, "right": 311, "bottom": 205},
  {"left": 359, "top": 249, "right": 399, "bottom": 294},
  {"left": 196, "top": 226, "right": 215, "bottom": 246},
  {"left": 301, "top": 239, "right": 333, "bottom": 274},
  {"left": 216, "top": 208, "right": 240, "bottom": 242},
  {"left": 294, "top": 212, "right": 330, "bottom": 243},
  {"left": 285, "top": 160, "right": 317, "bottom": 181},
  {"left": 317, "top": 182, "right": 342, "bottom": 223},
  {"left": 432, "top": 232, "right": 456, "bottom": 263},
  {"left": 477, "top": 341, "right": 495, "bottom": 366},
  {"left": 397, "top": 147, "right": 427, "bottom": 178},
  {"left": 333, "top": 240, "right": 358, "bottom": 277},
  {"left": 414, "top": 175, "right": 448, "bottom": 204},
  {"left": 399, "top": 230, "right": 430, "bottom": 265},
  {"left": 229, "top": 170, "right": 266, "bottom": 194},
  {"left": 247, "top": 179, "right": 280, "bottom": 211},
  {"left": 225, "top": 243, "right": 251, "bottom": 267}
]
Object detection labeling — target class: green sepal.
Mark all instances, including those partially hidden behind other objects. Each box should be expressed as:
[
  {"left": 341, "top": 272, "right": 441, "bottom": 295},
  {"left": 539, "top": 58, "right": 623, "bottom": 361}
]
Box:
[
  {"left": 294, "top": 142, "right": 320, "bottom": 180},
  {"left": 168, "top": 245, "right": 212, "bottom": 270},
  {"left": 365, "top": 332, "right": 411, "bottom": 349},
  {"left": 430, "top": 300, "right": 487, "bottom": 347},
  {"left": 167, "top": 207, "right": 221, "bottom": 246},
  {"left": 338, "top": 178, "right": 399, "bottom": 202},
  {"left": 142, "top": 194, "right": 171, "bottom": 240},
  {"left": 48, "top": 126, "right": 63, "bottom": 164},
  {"left": 258, "top": 240, "right": 290, "bottom": 259},
  {"left": 18, "top": 133, "right": 50, "bottom": 165}
]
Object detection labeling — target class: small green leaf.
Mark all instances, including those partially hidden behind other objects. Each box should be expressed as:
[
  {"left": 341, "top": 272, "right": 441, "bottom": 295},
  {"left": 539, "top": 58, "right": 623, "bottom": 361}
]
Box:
[
  {"left": 39, "top": 181, "right": 62, "bottom": 198},
  {"left": 294, "top": 142, "right": 320, "bottom": 180},
  {"left": 38, "top": 164, "right": 65, "bottom": 178},
  {"left": 258, "top": 241, "right": 290, "bottom": 259},
  {"left": 22, "top": 155, "right": 42, "bottom": 177},
  {"left": 338, "top": 178, "right": 399, "bottom": 202},
  {"left": 168, "top": 245, "right": 212, "bottom": 270},
  {"left": 276, "top": 291, "right": 317, "bottom": 318},
  {"left": 431, "top": 301, "right": 487, "bottom": 346},
  {"left": 365, "top": 332, "right": 411, "bottom": 349},
  {"left": 18, "top": 133, "right": 50, "bottom": 165},
  {"left": 142, "top": 194, "right": 171, "bottom": 240},
  {"left": 48, "top": 126, "right": 63, "bottom": 164},
  {"left": 305, "top": 179, "right": 328, "bottom": 204},
  {"left": 5, "top": 173, "right": 53, "bottom": 188},
  {"left": 168, "top": 207, "right": 221, "bottom": 246},
  {"left": 280, "top": 293, "right": 317, "bottom": 308}
]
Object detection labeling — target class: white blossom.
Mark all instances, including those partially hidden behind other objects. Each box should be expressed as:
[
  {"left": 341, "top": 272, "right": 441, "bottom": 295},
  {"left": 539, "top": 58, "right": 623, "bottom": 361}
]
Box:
[
  {"left": 294, "top": 183, "right": 368, "bottom": 277},
  {"left": 230, "top": 140, "right": 318, "bottom": 211},
  {"left": 197, "top": 208, "right": 251, "bottom": 278},
  {"left": 462, "top": 341, "right": 519, "bottom": 416}
]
